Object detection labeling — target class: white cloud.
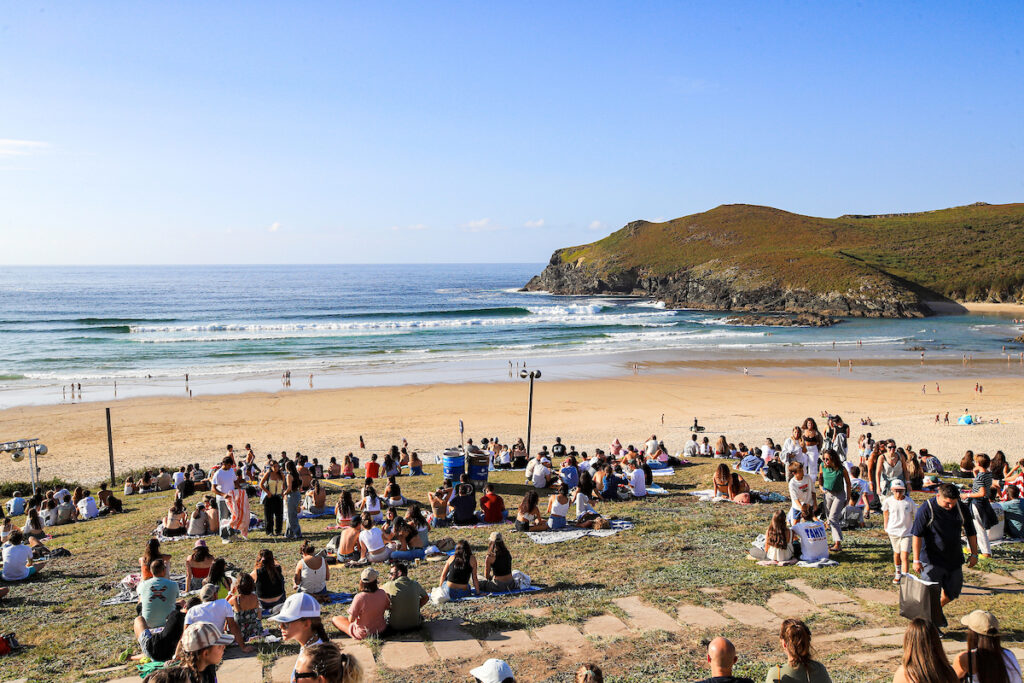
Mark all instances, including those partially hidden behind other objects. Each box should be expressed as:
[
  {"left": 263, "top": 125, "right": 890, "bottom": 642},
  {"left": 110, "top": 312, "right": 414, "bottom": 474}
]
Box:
[
  {"left": 524, "top": 218, "right": 545, "bottom": 228},
  {"left": 588, "top": 220, "right": 607, "bottom": 231},
  {"left": 461, "top": 218, "right": 504, "bottom": 233},
  {"left": 390, "top": 223, "right": 428, "bottom": 232},
  {"left": 0, "top": 139, "right": 49, "bottom": 156},
  {"left": 268, "top": 222, "right": 281, "bottom": 233}
]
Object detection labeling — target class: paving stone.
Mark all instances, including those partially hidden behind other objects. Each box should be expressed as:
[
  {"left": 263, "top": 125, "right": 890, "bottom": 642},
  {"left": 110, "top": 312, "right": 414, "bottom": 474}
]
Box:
[
  {"left": 766, "top": 592, "right": 819, "bottom": 618},
  {"left": 966, "top": 570, "right": 1021, "bottom": 587},
  {"left": 864, "top": 634, "right": 905, "bottom": 647},
  {"left": 523, "top": 607, "right": 551, "bottom": 618},
  {"left": 336, "top": 643, "right": 377, "bottom": 682},
  {"left": 83, "top": 666, "right": 129, "bottom": 676},
  {"left": 676, "top": 603, "right": 731, "bottom": 629},
  {"left": 217, "top": 656, "right": 264, "bottom": 683},
  {"left": 854, "top": 587, "right": 899, "bottom": 606},
  {"left": 427, "top": 619, "right": 484, "bottom": 661},
  {"left": 786, "top": 578, "right": 854, "bottom": 606},
  {"left": 613, "top": 596, "right": 683, "bottom": 632},
  {"left": 699, "top": 587, "right": 722, "bottom": 594},
  {"left": 533, "top": 623, "right": 589, "bottom": 650},
  {"left": 582, "top": 614, "right": 631, "bottom": 637},
  {"left": 721, "top": 601, "right": 782, "bottom": 629},
  {"left": 818, "top": 627, "right": 905, "bottom": 643},
  {"left": 271, "top": 656, "right": 297, "bottom": 683},
  {"left": 1012, "top": 569, "right": 1024, "bottom": 584},
  {"left": 849, "top": 649, "right": 902, "bottom": 664},
  {"left": 484, "top": 629, "right": 536, "bottom": 654},
  {"left": 960, "top": 584, "right": 993, "bottom": 597},
  {"left": 379, "top": 640, "right": 433, "bottom": 669}
]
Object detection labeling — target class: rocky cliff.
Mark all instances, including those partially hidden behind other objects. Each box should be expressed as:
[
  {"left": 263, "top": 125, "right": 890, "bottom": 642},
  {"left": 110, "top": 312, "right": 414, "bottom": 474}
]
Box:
[{"left": 522, "top": 203, "right": 1024, "bottom": 318}]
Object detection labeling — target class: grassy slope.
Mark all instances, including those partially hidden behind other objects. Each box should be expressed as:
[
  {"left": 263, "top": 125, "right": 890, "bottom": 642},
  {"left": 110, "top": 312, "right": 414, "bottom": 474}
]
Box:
[
  {"left": 2, "top": 459, "right": 1023, "bottom": 682},
  {"left": 559, "top": 202, "right": 1024, "bottom": 300}
]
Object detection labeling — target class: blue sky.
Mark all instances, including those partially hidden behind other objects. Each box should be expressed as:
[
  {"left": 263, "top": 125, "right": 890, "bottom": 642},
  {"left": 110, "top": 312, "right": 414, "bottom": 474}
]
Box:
[{"left": 2, "top": 1, "right": 1022, "bottom": 264}]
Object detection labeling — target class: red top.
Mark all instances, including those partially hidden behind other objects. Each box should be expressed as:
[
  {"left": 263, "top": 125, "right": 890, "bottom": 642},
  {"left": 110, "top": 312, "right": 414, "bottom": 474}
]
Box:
[
  {"left": 365, "top": 462, "right": 380, "bottom": 479},
  {"left": 480, "top": 492, "right": 505, "bottom": 523}
]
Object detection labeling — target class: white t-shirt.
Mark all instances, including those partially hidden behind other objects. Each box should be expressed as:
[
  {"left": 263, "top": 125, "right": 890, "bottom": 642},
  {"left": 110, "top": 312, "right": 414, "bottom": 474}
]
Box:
[
  {"left": 184, "top": 599, "right": 233, "bottom": 630},
  {"left": 212, "top": 467, "right": 236, "bottom": 496},
  {"left": 55, "top": 488, "right": 70, "bottom": 501},
  {"left": 788, "top": 476, "right": 814, "bottom": 511},
  {"left": 850, "top": 477, "right": 870, "bottom": 497},
  {"left": 791, "top": 521, "right": 829, "bottom": 563},
  {"left": 531, "top": 464, "right": 551, "bottom": 489},
  {"left": 629, "top": 468, "right": 646, "bottom": 497},
  {"left": 359, "top": 527, "right": 385, "bottom": 553},
  {"left": 645, "top": 439, "right": 658, "bottom": 456},
  {"left": 2, "top": 542, "right": 33, "bottom": 581},
  {"left": 684, "top": 440, "right": 699, "bottom": 458},
  {"left": 78, "top": 496, "right": 99, "bottom": 519},
  {"left": 699, "top": 442, "right": 711, "bottom": 455},
  {"left": 173, "top": 471, "right": 186, "bottom": 488},
  {"left": 882, "top": 496, "right": 917, "bottom": 537},
  {"left": 497, "top": 450, "right": 511, "bottom": 465}
]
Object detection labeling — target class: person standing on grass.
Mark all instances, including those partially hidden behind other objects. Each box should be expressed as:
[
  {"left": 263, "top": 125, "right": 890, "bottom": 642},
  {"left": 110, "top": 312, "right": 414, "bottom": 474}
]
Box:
[
  {"left": 891, "top": 618, "right": 959, "bottom": 683},
  {"left": 259, "top": 459, "right": 285, "bottom": 537},
  {"left": 961, "top": 453, "right": 995, "bottom": 558},
  {"left": 817, "top": 448, "right": 852, "bottom": 552},
  {"left": 882, "top": 480, "right": 916, "bottom": 584},
  {"left": 911, "top": 483, "right": 980, "bottom": 609},
  {"left": 693, "top": 637, "right": 754, "bottom": 683},
  {"left": 284, "top": 460, "right": 303, "bottom": 540}
]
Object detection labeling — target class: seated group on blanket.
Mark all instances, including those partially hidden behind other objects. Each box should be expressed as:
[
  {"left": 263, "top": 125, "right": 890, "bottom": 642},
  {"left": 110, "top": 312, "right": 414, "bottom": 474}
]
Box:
[{"left": 4, "top": 484, "right": 119, "bottom": 527}]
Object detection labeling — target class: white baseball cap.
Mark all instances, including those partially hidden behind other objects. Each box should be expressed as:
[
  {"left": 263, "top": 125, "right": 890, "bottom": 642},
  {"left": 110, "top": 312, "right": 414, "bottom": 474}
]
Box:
[
  {"left": 268, "top": 592, "right": 321, "bottom": 623},
  {"left": 470, "top": 658, "right": 515, "bottom": 683},
  {"left": 891, "top": 479, "right": 907, "bottom": 490}
]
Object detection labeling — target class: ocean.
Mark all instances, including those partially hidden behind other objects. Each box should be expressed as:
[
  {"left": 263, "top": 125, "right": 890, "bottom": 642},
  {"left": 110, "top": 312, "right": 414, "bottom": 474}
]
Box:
[{"left": 1, "top": 264, "right": 1022, "bottom": 408}]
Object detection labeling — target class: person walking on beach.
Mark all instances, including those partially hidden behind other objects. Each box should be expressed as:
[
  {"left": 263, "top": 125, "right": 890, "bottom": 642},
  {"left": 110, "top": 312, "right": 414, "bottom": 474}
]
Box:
[
  {"left": 944, "top": 411, "right": 949, "bottom": 425},
  {"left": 922, "top": 385, "right": 926, "bottom": 395}
]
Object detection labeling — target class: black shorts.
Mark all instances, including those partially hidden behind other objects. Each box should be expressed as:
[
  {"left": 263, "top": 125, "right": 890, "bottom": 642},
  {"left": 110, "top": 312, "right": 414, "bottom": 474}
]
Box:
[{"left": 922, "top": 563, "right": 963, "bottom": 600}]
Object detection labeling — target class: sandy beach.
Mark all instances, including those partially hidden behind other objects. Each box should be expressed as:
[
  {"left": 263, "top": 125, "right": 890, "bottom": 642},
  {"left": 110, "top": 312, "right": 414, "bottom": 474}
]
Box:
[{"left": 3, "top": 366, "right": 1024, "bottom": 484}]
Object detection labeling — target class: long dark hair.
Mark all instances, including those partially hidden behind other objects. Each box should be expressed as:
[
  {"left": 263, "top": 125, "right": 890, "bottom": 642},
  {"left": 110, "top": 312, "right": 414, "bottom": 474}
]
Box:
[
  {"left": 519, "top": 490, "right": 539, "bottom": 514},
  {"left": 451, "top": 539, "right": 473, "bottom": 573},
  {"left": 766, "top": 510, "right": 788, "bottom": 550},
  {"left": 286, "top": 461, "right": 300, "bottom": 492},
  {"left": 190, "top": 544, "right": 212, "bottom": 563},
  {"left": 338, "top": 491, "right": 356, "bottom": 518},
  {"left": 901, "top": 618, "right": 958, "bottom": 683},
  {"left": 578, "top": 470, "right": 594, "bottom": 497},
  {"left": 256, "top": 548, "right": 282, "bottom": 582},
  {"left": 206, "top": 558, "right": 229, "bottom": 588},
  {"left": 406, "top": 504, "right": 428, "bottom": 528},
  {"left": 967, "top": 628, "right": 1011, "bottom": 683},
  {"left": 487, "top": 535, "right": 510, "bottom": 566},
  {"left": 143, "top": 538, "right": 162, "bottom": 566}
]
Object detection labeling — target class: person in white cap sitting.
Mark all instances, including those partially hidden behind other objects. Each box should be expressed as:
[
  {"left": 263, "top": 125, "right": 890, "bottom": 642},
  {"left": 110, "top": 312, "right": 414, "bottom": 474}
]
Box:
[
  {"left": 470, "top": 658, "right": 515, "bottom": 683},
  {"left": 953, "top": 610, "right": 1022, "bottom": 683},
  {"left": 881, "top": 479, "right": 916, "bottom": 584},
  {"left": 331, "top": 567, "right": 390, "bottom": 641},
  {"left": 269, "top": 592, "right": 331, "bottom": 652},
  {"left": 184, "top": 583, "right": 251, "bottom": 653},
  {"left": 168, "top": 621, "right": 234, "bottom": 683}
]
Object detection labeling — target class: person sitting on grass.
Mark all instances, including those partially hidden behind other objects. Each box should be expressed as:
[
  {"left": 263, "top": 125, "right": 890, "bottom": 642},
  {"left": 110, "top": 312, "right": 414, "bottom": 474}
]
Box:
[
  {"left": 883, "top": 480, "right": 917, "bottom": 584},
  {"left": 738, "top": 448, "right": 766, "bottom": 475},
  {"left": 892, "top": 618, "right": 958, "bottom": 683},
  {"left": 162, "top": 621, "right": 234, "bottom": 682},
  {"left": 304, "top": 479, "right": 327, "bottom": 515},
  {"left": 56, "top": 494, "right": 76, "bottom": 525},
  {"left": 515, "top": 491, "right": 547, "bottom": 532},
  {"left": 765, "top": 618, "right": 831, "bottom": 682},
  {"left": 450, "top": 483, "right": 478, "bottom": 526},
  {"left": 358, "top": 512, "right": 394, "bottom": 563},
  {"left": 599, "top": 463, "right": 627, "bottom": 501},
  {"left": 713, "top": 463, "right": 750, "bottom": 502},
  {"left": 332, "top": 567, "right": 391, "bottom": 640},
  {"left": 479, "top": 483, "right": 506, "bottom": 524},
  {"left": 184, "top": 583, "right": 252, "bottom": 652},
  {"left": 1003, "top": 485, "right": 1024, "bottom": 539},
  {"left": 357, "top": 485, "right": 383, "bottom": 524},
  {"left": 139, "top": 559, "right": 180, "bottom": 633},
  {"left": 203, "top": 557, "right": 233, "bottom": 600},
  {"left": 327, "top": 456, "right": 342, "bottom": 479},
  {"left": 525, "top": 452, "right": 554, "bottom": 489},
  {"left": 227, "top": 572, "right": 263, "bottom": 643},
  {"left": 294, "top": 540, "right": 330, "bottom": 600},
  {"left": 162, "top": 500, "right": 187, "bottom": 537},
  {"left": 791, "top": 504, "right": 829, "bottom": 564},
  {"left": 140, "top": 538, "right": 172, "bottom": 581},
  {"left": 763, "top": 510, "right": 794, "bottom": 564},
  {"left": 693, "top": 637, "right": 754, "bottom": 683},
  {"left": 439, "top": 539, "right": 480, "bottom": 599},
  {"left": 383, "top": 476, "right": 406, "bottom": 508},
  {"left": 336, "top": 516, "right": 363, "bottom": 563},
  {"left": 251, "top": 548, "right": 287, "bottom": 611},
  {"left": 787, "top": 462, "right": 815, "bottom": 523},
  {"left": 22, "top": 507, "right": 46, "bottom": 541},
  {"left": 293, "top": 641, "right": 364, "bottom": 683},
  {"left": 952, "top": 610, "right": 1022, "bottom": 683},
  {"left": 2, "top": 530, "right": 44, "bottom": 581},
  {"left": 0, "top": 512, "right": 13, "bottom": 544},
  {"left": 471, "top": 658, "right": 516, "bottom": 683},
  {"left": 134, "top": 596, "right": 186, "bottom": 664},
  {"left": 187, "top": 502, "right": 211, "bottom": 536},
  {"left": 381, "top": 561, "right": 428, "bottom": 633},
  {"left": 481, "top": 532, "right": 516, "bottom": 593},
  {"left": 77, "top": 489, "right": 99, "bottom": 520},
  {"left": 185, "top": 539, "right": 214, "bottom": 591},
  {"left": 5, "top": 491, "right": 26, "bottom": 517},
  {"left": 388, "top": 517, "right": 426, "bottom": 562},
  {"left": 545, "top": 483, "right": 572, "bottom": 529}
]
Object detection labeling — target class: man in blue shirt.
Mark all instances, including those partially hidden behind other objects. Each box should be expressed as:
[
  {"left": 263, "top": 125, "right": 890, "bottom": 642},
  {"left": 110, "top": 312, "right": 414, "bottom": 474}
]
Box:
[
  {"left": 738, "top": 450, "right": 766, "bottom": 475},
  {"left": 911, "top": 483, "right": 980, "bottom": 608},
  {"left": 5, "top": 491, "right": 26, "bottom": 517}
]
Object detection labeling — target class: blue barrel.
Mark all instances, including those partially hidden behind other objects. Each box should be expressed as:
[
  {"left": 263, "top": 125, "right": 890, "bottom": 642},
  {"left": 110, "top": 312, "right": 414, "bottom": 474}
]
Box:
[
  {"left": 468, "top": 454, "right": 489, "bottom": 486},
  {"left": 442, "top": 453, "right": 465, "bottom": 480}
]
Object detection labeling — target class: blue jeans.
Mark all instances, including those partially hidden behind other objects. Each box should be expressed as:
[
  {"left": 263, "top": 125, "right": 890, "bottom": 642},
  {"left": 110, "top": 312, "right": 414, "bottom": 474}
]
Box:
[
  {"left": 390, "top": 548, "right": 426, "bottom": 561},
  {"left": 448, "top": 585, "right": 473, "bottom": 600},
  {"left": 285, "top": 491, "right": 302, "bottom": 538},
  {"left": 549, "top": 515, "right": 567, "bottom": 530},
  {"left": 410, "top": 466, "right": 425, "bottom": 476}
]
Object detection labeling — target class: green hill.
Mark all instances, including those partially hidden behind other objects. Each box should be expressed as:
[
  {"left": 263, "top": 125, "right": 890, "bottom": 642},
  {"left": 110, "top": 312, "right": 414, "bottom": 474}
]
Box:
[{"left": 523, "top": 202, "right": 1024, "bottom": 317}]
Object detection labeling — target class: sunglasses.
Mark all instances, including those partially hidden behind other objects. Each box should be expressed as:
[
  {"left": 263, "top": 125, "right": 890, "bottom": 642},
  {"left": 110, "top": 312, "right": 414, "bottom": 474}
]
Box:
[{"left": 293, "top": 673, "right": 320, "bottom": 680}]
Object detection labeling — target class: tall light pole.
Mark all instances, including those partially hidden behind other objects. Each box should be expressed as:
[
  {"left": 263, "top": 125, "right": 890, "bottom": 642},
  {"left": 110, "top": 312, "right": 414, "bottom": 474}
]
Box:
[{"left": 519, "top": 369, "right": 541, "bottom": 458}]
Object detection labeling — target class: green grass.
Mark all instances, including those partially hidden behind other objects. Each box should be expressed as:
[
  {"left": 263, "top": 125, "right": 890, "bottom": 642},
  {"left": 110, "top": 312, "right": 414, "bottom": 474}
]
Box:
[
  {"left": 2, "top": 459, "right": 1023, "bottom": 682},
  {"left": 548, "top": 202, "right": 1024, "bottom": 305}
]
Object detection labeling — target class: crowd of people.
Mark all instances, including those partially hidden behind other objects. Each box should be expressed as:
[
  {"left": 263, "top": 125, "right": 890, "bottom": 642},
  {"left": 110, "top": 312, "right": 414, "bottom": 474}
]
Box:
[{"left": 3, "top": 424, "right": 1023, "bottom": 682}]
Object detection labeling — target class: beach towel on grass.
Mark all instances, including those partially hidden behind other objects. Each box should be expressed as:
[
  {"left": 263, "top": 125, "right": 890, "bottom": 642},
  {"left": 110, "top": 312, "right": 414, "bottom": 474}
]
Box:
[
  {"left": 523, "top": 519, "right": 634, "bottom": 544},
  {"left": 989, "top": 537, "right": 1024, "bottom": 546},
  {"left": 796, "top": 558, "right": 840, "bottom": 568},
  {"left": 651, "top": 468, "right": 676, "bottom": 478},
  {"left": 449, "top": 585, "right": 545, "bottom": 602},
  {"left": 298, "top": 505, "right": 335, "bottom": 519},
  {"left": 102, "top": 573, "right": 189, "bottom": 606},
  {"left": 645, "top": 484, "right": 670, "bottom": 496}
]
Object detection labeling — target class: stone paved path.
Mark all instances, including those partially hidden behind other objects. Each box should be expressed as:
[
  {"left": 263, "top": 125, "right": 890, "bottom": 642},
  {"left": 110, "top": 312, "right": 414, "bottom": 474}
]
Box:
[{"left": 613, "top": 596, "right": 684, "bottom": 633}]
